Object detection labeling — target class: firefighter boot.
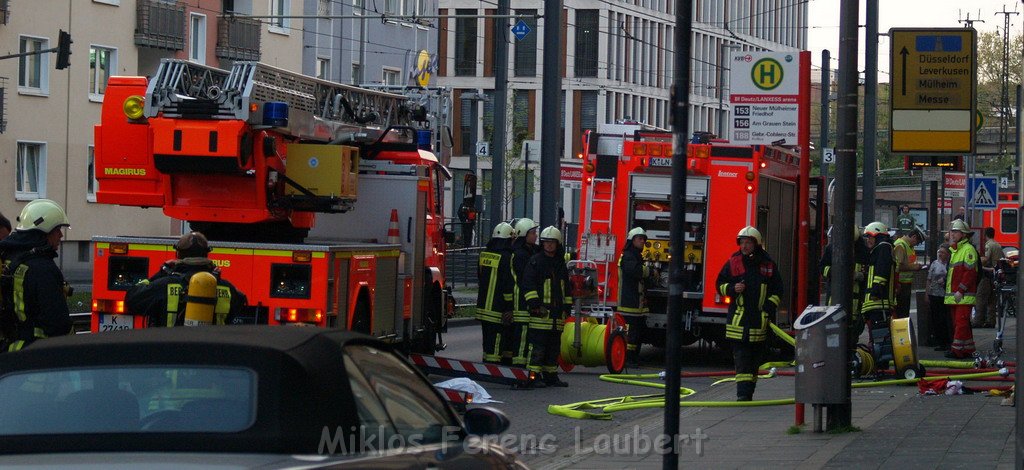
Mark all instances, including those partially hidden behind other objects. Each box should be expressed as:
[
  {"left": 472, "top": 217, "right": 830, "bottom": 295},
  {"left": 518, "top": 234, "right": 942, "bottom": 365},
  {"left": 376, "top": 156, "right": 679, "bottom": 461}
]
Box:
[{"left": 543, "top": 372, "right": 569, "bottom": 388}]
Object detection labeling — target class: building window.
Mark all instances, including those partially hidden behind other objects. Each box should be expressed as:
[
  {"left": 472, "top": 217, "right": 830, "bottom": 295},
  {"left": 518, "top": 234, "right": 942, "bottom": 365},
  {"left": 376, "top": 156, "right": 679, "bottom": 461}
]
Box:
[
  {"left": 18, "top": 36, "right": 48, "bottom": 94},
  {"left": 459, "top": 95, "right": 475, "bottom": 155},
  {"left": 269, "top": 0, "right": 289, "bottom": 32},
  {"left": 512, "top": 89, "right": 529, "bottom": 140},
  {"left": 77, "top": 241, "right": 91, "bottom": 263},
  {"left": 87, "top": 146, "right": 98, "bottom": 202},
  {"left": 89, "top": 46, "right": 116, "bottom": 101},
  {"left": 316, "top": 58, "right": 330, "bottom": 80},
  {"left": 317, "top": 0, "right": 330, "bottom": 15},
  {"left": 581, "top": 90, "right": 598, "bottom": 135},
  {"left": 16, "top": 141, "right": 46, "bottom": 200},
  {"left": 574, "top": 10, "right": 599, "bottom": 77},
  {"left": 402, "top": 0, "right": 416, "bottom": 17},
  {"left": 382, "top": 67, "right": 401, "bottom": 85},
  {"left": 353, "top": 0, "right": 364, "bottom": 14},
  {"left": 351, "top": 63, "right": 361, "bottom": 84},
  {"left": 189, "top": 13, "right": 207, "bottom": 64},
  {"left": 384, "top": 0, "right": 398, "bottom": 15},
  {"left": 454, "top": 9, "right": 477, "bottom": 76},
  {"left": 514, "top": 10, "right": 537, "bottom": 77}
]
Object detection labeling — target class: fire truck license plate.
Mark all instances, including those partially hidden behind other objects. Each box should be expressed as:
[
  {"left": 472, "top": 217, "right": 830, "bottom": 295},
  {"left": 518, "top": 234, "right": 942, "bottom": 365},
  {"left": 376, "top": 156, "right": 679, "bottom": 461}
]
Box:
[{"left": 99, "top": 315, "right": 134, "bottom": 332}]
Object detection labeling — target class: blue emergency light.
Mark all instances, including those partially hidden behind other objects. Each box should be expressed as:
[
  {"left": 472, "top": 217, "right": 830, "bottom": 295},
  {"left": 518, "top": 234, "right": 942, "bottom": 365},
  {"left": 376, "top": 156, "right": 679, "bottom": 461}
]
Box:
[
  {"left": 263, "top": 101, "right": 289, "bottom": 127},
  {"left": 416, "top": 129, "right": 432, "bottom": 151}
]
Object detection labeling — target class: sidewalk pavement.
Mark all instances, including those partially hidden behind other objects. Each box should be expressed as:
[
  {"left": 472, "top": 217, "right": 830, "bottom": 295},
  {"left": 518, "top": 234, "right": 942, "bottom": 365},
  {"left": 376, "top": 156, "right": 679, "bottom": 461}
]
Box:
[{"left": 535, "top": 309, "right": 1018, "bottom": 469}]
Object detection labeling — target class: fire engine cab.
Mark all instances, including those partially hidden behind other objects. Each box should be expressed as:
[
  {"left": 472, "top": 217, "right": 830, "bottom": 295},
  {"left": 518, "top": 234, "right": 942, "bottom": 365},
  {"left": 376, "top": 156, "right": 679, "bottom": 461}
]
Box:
[
  {"left": 91, "top": 59, "right": 453, "bottom": 353},
  {"left": 576, "top": 124, "right": 820, "bottom": 347}
]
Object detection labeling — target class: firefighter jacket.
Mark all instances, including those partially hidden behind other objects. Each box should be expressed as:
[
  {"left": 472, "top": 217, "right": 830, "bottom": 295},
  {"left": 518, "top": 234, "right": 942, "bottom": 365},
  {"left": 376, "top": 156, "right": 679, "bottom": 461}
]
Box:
[
  {"left": 617, "top": 243, "right": 650, "bottom": 314},
  {"left": 715, "top": 247, "right": 783, "bottom": 343},
  {"left": 125, "top": 258, "right": 248, "bottom": 327},
  {"left": 945, "top": 238, "right": 979, "bottom": 306},
  {"left": 820, "top": 239, "right": 869, "bottom": 305},
  {"left": 0, "top": 230, "right": 73, "bottom": 351},
  {"left": 475, "top": 238, "right": 514, "bottom": 324},
  {"left": 862, "top": 237, "right": 896, "bottom": 313},
  {"left": 510, "top": 239, "right": 537, "bottom": 321},
  {"left": 522, "top": 251, "right": 572, "bottom": 331},
  {"left": 894, "top": 236, "right": 918, "bottom": 284}
]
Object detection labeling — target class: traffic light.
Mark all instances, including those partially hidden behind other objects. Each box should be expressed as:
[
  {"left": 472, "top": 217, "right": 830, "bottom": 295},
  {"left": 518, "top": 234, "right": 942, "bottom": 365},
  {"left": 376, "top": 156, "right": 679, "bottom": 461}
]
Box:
[{"left": 55, "top": 30, "right": 72, "bottom": 70}]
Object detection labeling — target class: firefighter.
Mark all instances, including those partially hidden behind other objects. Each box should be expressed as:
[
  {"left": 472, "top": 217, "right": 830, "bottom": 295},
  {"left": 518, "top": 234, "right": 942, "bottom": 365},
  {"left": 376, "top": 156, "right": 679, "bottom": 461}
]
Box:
[
  {"left": 715, "top": 226, "right": 782, "bottom": 401},
  {"left": 522, "top": 226, "right": 573, "bottom": 387},
  {"left": 0, "top": 199, "right": 74, "bottom": 351},
  {"left": 893, "top": 227, "right": 925, "bottom": 319},
  {"left": 0, "top": 211, "right": 10, "bottom": 239},
  {"left": 509, "top": 218, "right": 539, "bottom": 369},
  {"left": 475, "top": 222, "right": 515, "bottom": 364},
  {"left": 861, "top": 222, "right": 897, "bottom": 374},
  {"left": 125, "top": 232, "right": 248, "bottom": 327},
  {"left": 945, "top": 219, "right": 978, "bottom": 359},
  {"left": 618, "top": 227, "right": 652, "bottom": 364}
]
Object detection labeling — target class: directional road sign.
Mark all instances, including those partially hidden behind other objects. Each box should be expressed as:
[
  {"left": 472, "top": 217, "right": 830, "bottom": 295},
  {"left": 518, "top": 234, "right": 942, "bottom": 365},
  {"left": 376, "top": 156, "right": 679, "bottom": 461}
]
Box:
[
  {"left": 967, "top": 176, "right": 997, "bottom": 210},
  {"left": 511, "top": 19, "right": 531, "bottom": 41},
  {"left": 889, "top": 28, "right": 976, "bottom": 154}
]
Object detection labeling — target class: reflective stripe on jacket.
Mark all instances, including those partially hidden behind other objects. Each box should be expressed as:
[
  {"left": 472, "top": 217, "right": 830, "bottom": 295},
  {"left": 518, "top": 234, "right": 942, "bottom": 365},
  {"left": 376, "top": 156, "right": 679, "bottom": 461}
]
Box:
[
  {"left": 894, "top": 237, "right": 917, "bottom": 284},
  {"left": 715, "top": 249, "right": 783, "bottom": 343},
  {"left": 945, "top": 238, "right": 979, "bottom": 305}
]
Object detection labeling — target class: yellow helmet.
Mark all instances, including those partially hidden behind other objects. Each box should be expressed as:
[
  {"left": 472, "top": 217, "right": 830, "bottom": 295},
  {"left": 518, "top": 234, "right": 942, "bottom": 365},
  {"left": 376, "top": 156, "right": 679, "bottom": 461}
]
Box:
[
  {"left": 948, "top": 219, "right": 972, "bottom": 234},
  {"left": 492, "top": 222, "right": 515, "bottom": 239},
  {"left": 863, "top": 221, "right": 888, "bottom": 237},
  {"left": 736, "top": 226, "right": 762, "bottom": 245},
  {"left": 539, "top": 226, "right": 563, "bottom": 244},
  {"left": 513, "top": 218, "right": 538, "bottom": 238},
  {"left": 16, "top": 199, "right": 70, "bottom": 233},
  {"left": 627, "top": 227, "right": 647, "bottom": 241}
]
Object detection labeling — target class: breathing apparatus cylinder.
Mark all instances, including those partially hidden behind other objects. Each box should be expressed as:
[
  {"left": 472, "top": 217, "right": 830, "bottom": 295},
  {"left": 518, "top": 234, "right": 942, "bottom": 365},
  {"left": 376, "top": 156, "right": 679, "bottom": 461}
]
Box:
[{"left": 183, "top": 272, "right": 218, "bottom": 327}]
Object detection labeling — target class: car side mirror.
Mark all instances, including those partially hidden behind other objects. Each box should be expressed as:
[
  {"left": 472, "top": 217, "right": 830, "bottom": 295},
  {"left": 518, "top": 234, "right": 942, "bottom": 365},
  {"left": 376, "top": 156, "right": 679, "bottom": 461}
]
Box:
[{"left": 463, "top": 407, "right": 510, "bottom": 436}]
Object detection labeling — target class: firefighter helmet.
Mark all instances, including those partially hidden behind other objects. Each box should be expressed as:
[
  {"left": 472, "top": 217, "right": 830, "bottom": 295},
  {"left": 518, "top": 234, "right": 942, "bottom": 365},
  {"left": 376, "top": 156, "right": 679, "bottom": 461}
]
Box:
[
  {"left": 175, "top": 232, "right": 212, "bottom": 258},
  {"left": 736, "top": 226, "right": 762, "bottom": 245},
  {"left": 492, "top": 222, "right": 515, "bottom": 239},
  {"left": 948, "top": 219, "right": 972, "bottom": 234},
  {"left": 627, "top": 227, "right": 648, "bottom": 241},
  {"left": 539, "top": 226, "right": 563, "bottom": 244},
  {"left": 15, "top": 199, "right": 70, "bottom": 233},
  {"left": 863, "top": 221, "right": 888, "bottom": 238},
  {"left": 513, "top": 218, "right": 538, "bottom": 238}
]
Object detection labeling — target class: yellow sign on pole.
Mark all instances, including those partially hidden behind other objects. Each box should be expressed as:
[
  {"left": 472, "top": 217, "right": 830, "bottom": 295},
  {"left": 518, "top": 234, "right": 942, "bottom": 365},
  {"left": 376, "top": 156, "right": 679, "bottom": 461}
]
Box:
[{"left": 889, "top": 28, "right": 976, "bottom": 154}]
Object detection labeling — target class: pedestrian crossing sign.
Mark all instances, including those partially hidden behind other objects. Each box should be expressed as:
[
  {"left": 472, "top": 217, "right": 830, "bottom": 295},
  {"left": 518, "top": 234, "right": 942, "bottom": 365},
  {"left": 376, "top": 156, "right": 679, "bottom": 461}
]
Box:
[{"left": 967, "top": 176, "right": 997, "bottom": 210}]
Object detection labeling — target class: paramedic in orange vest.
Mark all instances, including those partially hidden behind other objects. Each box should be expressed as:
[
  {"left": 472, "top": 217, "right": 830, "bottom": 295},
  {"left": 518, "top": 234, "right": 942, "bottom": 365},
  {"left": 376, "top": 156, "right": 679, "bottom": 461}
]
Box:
[{"left": 944, "top": 220, "right": 978, "bottom": 359}]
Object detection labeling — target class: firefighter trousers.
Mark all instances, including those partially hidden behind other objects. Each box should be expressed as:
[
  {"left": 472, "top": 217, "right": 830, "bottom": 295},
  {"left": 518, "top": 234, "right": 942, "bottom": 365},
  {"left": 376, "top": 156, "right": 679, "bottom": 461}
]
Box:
[
  {"left": 620, "top": 312, "right": 646, "bottom": 360},
  {"left": 526, "top": 318, "right": 561, "bottom": 374},
  {"left": 732, "top": 341, "right": 764, "bottom": 399},
  {"left": 479, "top": 319, "right": 504, "bottom": 363},
  {"left": 864, "top": 308, "right": 893, "bottom": 371},
  {"left": 508, "top": 313, "right": 531, "bottom": 366}
]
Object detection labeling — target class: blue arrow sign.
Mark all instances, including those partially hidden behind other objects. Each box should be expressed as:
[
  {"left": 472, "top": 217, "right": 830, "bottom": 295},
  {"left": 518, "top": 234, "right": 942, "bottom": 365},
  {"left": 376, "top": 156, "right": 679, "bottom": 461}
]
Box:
[
  {"left": 511, "top": 19, "right": 531, "bottom": 41},
  {"left": 967, "top": 176, "right": 998, "bottom": 210}
]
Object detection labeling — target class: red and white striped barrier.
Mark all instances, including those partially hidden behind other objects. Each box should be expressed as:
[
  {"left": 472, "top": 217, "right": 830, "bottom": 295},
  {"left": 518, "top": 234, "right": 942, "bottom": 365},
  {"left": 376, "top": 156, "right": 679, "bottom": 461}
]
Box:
[
  {"left": 434, "top": 386, "right": 472, "bottom": 411},
  {"left": 410, "top": 353, "right": 533, "bottom": 385}
]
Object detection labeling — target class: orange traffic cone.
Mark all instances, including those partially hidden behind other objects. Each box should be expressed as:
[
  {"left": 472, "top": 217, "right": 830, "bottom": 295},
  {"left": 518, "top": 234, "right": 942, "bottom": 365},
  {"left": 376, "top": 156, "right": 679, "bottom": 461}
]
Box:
[{"left": 387, "top": 209, "right": 400, "bottom": 244}]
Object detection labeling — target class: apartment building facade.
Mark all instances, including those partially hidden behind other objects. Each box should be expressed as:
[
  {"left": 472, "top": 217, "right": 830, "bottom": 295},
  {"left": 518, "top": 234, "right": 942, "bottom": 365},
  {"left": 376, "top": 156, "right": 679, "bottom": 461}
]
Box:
[
  {"left": 436, "top": 0, "right": 807, "bottom": 239},
  {"left": 0, "top": 0, "right": 301, "bottom": 279}
]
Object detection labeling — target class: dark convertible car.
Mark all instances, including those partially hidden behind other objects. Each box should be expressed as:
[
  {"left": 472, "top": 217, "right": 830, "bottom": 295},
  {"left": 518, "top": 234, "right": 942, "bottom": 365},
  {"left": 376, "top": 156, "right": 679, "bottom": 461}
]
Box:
[{"left": 0, "top": 326, "right": 525, "bottom": 468}]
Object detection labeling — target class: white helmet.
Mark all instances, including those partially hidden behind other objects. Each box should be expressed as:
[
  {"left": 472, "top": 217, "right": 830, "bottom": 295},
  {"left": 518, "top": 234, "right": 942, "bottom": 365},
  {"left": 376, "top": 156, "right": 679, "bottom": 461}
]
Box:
[
  {"left": 513, "top": 218, "right": 538, "bottom": 238},
  {"left": 492, "top": 222, "right": 515, "bottom": 239},
  {"left": 16, "top": 199, "right": 70, "bottom": 233},
  {"left": 736, "top": 226, "right": 762, "bottom": 245},
  {"left": 627, "top": 227, "right": 647, "bottom": 241},
  {"left": 863, "top": 221, "right": 888, "bottom": 238},
  {"left": 948, "top": 219, "right": 972, "bottom": 234},
  {"left": 539, "top": 226, "right": 563, "bottom": 244}
]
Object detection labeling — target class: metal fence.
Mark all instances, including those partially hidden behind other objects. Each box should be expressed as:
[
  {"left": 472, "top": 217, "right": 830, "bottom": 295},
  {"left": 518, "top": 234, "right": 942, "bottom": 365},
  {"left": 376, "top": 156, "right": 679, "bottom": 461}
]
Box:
[{"left": 446, "top": 246, "right": 482, "bottom": 289}]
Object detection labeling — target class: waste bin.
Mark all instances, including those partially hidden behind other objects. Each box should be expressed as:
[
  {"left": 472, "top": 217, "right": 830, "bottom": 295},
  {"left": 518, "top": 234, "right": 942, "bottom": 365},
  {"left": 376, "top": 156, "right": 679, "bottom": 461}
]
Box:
[{"left": 794, "top": 305, "right": 847, "bottom": 405}]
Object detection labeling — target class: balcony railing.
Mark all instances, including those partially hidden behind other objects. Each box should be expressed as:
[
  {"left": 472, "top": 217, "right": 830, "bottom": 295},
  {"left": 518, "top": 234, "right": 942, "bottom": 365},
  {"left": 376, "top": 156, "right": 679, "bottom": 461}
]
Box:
[
  {"left": 216, "top": 16, "right": 261, "bottom": 61},
  {"left": 135, "top": 0, "right": 185, "bottom": 51}
]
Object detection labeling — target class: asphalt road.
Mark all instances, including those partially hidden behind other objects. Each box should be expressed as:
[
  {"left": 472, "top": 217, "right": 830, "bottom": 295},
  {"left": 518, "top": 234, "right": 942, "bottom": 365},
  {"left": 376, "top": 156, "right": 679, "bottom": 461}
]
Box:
[{"left": 432, "top": 320, "right": 753, "bottom": 467}]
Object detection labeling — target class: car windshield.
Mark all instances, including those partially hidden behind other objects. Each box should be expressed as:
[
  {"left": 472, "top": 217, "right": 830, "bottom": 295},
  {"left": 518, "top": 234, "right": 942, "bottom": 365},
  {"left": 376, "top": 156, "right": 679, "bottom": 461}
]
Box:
[{"left": 0, "top": 366, "right": 256, "bottom": 435}]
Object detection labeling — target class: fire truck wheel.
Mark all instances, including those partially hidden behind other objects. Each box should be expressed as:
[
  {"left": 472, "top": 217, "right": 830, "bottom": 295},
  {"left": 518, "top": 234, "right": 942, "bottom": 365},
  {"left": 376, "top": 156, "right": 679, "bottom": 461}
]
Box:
[{"left": 605, "top": 330, "right": 628, "bottom": 374}]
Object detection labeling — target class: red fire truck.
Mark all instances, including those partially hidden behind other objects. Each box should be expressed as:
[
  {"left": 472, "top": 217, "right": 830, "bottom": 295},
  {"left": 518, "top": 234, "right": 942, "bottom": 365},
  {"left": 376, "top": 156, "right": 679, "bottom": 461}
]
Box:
[
  {"left": 981, "top": 192, "right": 1020, "bottom": 248},
  {"left": 576, "top": 125, "right": 823, "bottom": 347},
  {"left": 91, "top": 59, "right": 453, "bottom": 353}
]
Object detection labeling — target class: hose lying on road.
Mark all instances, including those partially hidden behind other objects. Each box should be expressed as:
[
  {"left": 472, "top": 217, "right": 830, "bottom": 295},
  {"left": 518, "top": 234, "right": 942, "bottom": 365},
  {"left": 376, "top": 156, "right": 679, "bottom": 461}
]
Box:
[{"left": 548, "top": 369, "right": 1012, "bottom": 420}]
